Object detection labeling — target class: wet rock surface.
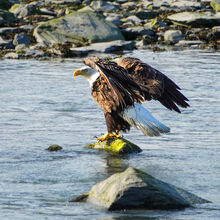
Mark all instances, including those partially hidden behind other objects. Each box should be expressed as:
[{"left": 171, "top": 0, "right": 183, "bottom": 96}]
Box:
[
  {"left": 0, "top": 0, "right": 219, "bottom": 59},
  {"left": 85, "top": 137, "right": 142, "bottom": 154},
  {"left": 71, "top": 167, "right": 209, "bottom": 210}
]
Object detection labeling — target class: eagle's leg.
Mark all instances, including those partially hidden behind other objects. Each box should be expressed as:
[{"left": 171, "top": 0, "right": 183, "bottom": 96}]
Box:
[
  {"left": 96, "top": 131, "right": 121, "bottom": 142},
  {"left": 113, "top": 130, "right": 120, "bottom": 138}
]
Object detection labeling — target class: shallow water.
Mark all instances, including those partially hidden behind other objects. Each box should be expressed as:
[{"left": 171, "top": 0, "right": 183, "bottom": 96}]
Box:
[{"left": 0, "top": 50, "right": 220, "bottom": 220}]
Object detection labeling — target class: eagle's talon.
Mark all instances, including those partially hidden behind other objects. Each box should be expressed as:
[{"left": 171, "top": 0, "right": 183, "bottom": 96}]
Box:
[{"left": 96, "top": 132, "right": 121, "bottom": 142}]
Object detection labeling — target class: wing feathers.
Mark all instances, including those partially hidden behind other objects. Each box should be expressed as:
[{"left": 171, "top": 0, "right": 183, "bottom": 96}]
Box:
[{"left": 117, "top": 57, "right": 189, "bottom": 113}]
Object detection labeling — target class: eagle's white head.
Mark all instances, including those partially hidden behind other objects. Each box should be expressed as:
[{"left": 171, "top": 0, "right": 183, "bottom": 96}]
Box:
[{"left": 73, "top": 66, "right": 100, "bottom": 86}]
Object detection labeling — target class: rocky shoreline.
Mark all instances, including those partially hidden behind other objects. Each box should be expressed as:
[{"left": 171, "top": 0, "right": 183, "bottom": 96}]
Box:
[{"left": 0, "top": 0, "right": 220, "bottom": 59}]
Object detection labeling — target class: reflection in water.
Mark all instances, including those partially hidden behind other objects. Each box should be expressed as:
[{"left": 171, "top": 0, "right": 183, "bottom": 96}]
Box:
[{"left": 102, "top": 154, "right": 130, "bottom": 176}]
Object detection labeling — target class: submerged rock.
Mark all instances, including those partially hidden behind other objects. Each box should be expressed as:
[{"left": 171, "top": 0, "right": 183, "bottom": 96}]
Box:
[
  {"left": 33, "top": 10, "right": 124, "bottom": 46},
  {"left": 71, "top": 167, "right": 209, "bottom": 210},
  {"left": 85, "top": 137, "right": 142, "bottom": 154},
  {"left": 47, "top": 144, "right": 63, "bottom": 151}
]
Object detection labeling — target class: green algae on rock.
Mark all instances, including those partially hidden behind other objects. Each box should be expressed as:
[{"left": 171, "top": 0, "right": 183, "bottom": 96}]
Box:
[
  {"left": 71, "top": 167, "right": 210, "bottom": 210},
  {"left": 85, "top": 137, "right": 142, "bottom": 154}
]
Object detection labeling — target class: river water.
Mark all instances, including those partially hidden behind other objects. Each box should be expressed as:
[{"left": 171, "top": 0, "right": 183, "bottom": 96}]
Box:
[{"left": 0, "top": 50, "right": 220, "bottom": 220}]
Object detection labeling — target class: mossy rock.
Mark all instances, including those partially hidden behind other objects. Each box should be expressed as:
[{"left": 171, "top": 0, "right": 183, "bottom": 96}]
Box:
[
  {"left": 85, "top": 137, "right": 142, "bottom": 154},
  {"left": 9, "top": 4, "right": 20, "bottom": 13},
  {"left": 211, "top": 1, "right": 220, "bottom": 12},
  {"left": 47, "top": 144, "right": 63, "bottom": 151}
]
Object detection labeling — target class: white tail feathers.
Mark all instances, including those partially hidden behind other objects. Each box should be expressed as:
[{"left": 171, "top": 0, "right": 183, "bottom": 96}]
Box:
[{"left": 122, "top": 103, "right": 170, "bottom": 136}]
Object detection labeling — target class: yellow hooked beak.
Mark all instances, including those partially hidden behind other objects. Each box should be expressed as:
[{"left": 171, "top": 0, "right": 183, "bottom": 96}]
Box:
[{"left": 73, "top": 69, "right": 81, "bottom": 78}]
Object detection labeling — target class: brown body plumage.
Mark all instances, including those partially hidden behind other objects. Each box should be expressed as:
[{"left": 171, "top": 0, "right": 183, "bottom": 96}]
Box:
[
  {"left": 84, "top": 57, "right": 145, "bottom": 133},
  {"left": 74, "top": 56, "right": 189, "bottom": 140}
]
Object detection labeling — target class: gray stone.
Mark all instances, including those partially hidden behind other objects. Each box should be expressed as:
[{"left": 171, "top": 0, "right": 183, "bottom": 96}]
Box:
[
  {"left": 0, "top": 36, "right": 13, "bottom": 49},
  {"left": 208, "top": 25, "right": 220, "bottom": 40},
  {"left": 136, "top": 39, "right": 149, "bottom": 48},
  {"left": 122, "top": 15, "right": 142, "bottom": 25},
  {"left": 15, "top": 44, "right": 27, "bottom": 51},
  {"left": 71, "top": 167, "right": 209, "bottom": 210},
  {"left": 0, "top": 9, "right": 17, "bottom": 27},
  {"left": 176, "top": 40, "right": 204, "bottom": 47},
  {"left": 135, "top": 9, "right": 158, "bottom": 20},
  {"left": 12, "top": 4, "right": 42, "bottom": 18},
  {"left": 70, "top": 40, "right": 135, "bottom": 54},
  {"left": 40, "top": 8, "right": 57, "bottom": 16},
  {"left": 150, "top": 18, "right": 168, "bottom": 28},
  {"left": 90, "top": 1, "right": 119, "bottom": 12},
  {"left": 164, "top": 30, "right": 184, "bottom": 44},
  {"left": 0, "top": 27, "right": 20, "bottom": 35},
  {"left": 45, "top": 0, "right": 81, "bottom": 4},
  {"left": 105, "top": 13, "right": 122, "bottom": 26},
  {"left": 33, "top": 11, "right": 124, "bottom": 46},
  {"left": 19, "top": 24, "right": 34, "bottom": 32},
  {"left": 120, "top": 2, "right": 136, "bottom": 10},
  {"left": 122, "top": 27, "right": 155, "bottom": 40},
  {"left": 168, "top": 12, "right": 220, "bottom": 28},
  {"left": 5, "top": 52, "right": 19, "bottom": 59},
  {"left": 13, "top": 33, "right": 30, "bottom": 46},
  {"left": 171, "top": 1, "right": 204, "bottom": 11}
]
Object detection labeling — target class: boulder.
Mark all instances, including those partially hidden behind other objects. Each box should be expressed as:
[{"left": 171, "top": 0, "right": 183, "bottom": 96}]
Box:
[
  {"left": 168, "top": 12, "right": 220, "bottom": 28},
  {"left": 33, "top": 11, "right": 124, "bottom": 46},
  {"left": 0, "top": 9, "right": 17, "bottom": 27},
  {"left": 13, "top": 33, "right": 30, "bottom": 46},
  {"left": 164, "top": 30, "right": 184, "bottom": 44},
  {"left": 85, "top": 137, "right": 142, "bottom": 154},
  {"left": 71, "top": 167, "right": 209, "bottom": 210}
]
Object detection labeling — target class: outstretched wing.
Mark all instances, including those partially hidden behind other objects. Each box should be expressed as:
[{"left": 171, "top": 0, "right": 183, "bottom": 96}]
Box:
[
  {"left": 83, "top": 57, "right": 145, "bottom": 113},
  {"left": 117, "top": 57, "right": 189, "bottom": 113}
]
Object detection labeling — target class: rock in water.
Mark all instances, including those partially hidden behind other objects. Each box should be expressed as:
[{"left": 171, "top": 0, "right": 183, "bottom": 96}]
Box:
[
  {"left": 33, "top": 10, "right": 124, "bottom": 46},
  {"left": 47, "top": 144, "right": 63, "bottom": 151},
  {"left": 85, "top": 137, "right": 142, "bottom": 154},
  {"left": 71, "top": 167, "right": 209, "bottom": 210}
]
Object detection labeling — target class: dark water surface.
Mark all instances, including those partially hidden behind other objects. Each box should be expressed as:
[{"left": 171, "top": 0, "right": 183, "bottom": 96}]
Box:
[{"left": 0, "top": 50, "right": 220, "bottom": 220}]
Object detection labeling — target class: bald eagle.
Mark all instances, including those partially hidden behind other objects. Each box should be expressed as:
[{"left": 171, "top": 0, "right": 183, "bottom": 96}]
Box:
[{"left": 73, "top": 57, "right": 189, "bottom": 141}]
